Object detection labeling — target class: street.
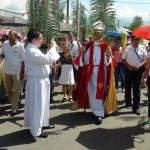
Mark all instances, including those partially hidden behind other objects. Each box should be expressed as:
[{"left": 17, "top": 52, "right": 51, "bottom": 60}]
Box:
[{"left": 0, "top": 84, "right": 150, "bottom": 150}]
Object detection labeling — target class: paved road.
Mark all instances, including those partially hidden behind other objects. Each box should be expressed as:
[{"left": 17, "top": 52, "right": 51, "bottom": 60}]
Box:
[{"left": 0, "top": 84, "right": 150, "bottom": 150}]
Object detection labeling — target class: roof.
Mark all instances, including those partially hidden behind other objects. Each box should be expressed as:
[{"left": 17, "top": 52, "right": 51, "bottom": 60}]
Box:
[{"left": 59, "top": 23, "right": 74, "bottom": 33}]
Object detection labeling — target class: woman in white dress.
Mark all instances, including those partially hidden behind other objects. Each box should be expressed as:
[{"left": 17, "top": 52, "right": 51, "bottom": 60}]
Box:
[{"left": 58, "top": 42, "right": 75, "bottom": 101}]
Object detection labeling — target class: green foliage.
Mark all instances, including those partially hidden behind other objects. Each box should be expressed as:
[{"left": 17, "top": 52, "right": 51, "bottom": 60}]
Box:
[
  {"left": 90, "top": 0, "right": 116, "bottom": 34},
  {"left": 28, "top": 0, "right": 61, "bottom": 43},
  {"left": 80, "top": 4, "right": 88, "bottom": 41},
  {"left": 71, "top": 0, "right": 77, "bottom": 34},
  {"left": 58, "top": 0, "right": 66, "bottom": 21},
  {"left": 129, "top": 16, "right": 143, "bottom": 31},
  {"left": 71, "top": 1, "right": 90, "bottom": 41}
]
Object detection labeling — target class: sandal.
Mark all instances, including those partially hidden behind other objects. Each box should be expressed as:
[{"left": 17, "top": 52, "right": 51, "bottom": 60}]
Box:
[
  {"left": 69, "top": 96, "right": 73, "bottom": 102},
  {"left": 62, "top": 97, "right": 67, "bottom": 101}
]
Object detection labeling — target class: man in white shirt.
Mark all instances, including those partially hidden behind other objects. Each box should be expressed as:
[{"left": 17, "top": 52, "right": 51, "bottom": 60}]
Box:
[
  {"left": 0, "top": 30, "right": 25, "bottom": 116},
  {"left": 121, "top": 36, "right": 147, "bottom": 115},
  {"left": 67, "top": 32, "right": 79, "bottom": 57},
  {"left": 24, "top": 29, "right": 60, "bottom": 138}
]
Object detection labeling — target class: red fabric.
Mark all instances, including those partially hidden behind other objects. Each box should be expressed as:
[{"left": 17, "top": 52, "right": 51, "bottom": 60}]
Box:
[
  {"left": 112, "top": 47, "right": 123, "bottom": 63},
  {"left": 96, "top": 44, "right": 105, "bottom": 99},
  {"left": 72, "top": 66, "right": 83, "bottom": 101},
  {"left": 85, "top": 41, "right": 94, "bottom": 52},
  {"left": 0, "top": 29, "right": 10, "bottom": 36},
  {"left": 132, "top": 24, "right": 150, "bottom": 39},
  {"left": 113, "top": 47, "right": 120, "bottom": 51},
  {"left": 77, "top": 42, "right": 95, "bottom": 109},
  {"left": 76, "top": 41, "right": 111, "bottom": 109},
  {"left": 112, "top": 56, "right": 118, "bottom": 68},
  {"left": 73, "top": 55, "right": 81, "bottom": 66},
  {"left": 78, "top": 65, "right": 90, "bottom": 109}
]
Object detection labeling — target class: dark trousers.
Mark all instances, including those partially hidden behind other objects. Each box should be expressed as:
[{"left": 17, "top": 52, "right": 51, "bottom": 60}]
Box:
[
  {"left": 124, "top": 67, "right": 143, "bottom": 111},
  {"left": 147, "top": 76, "right": 150, "bottom": 117},
  {"left": 49, "top": 68, "right": 55, "bottom": 100},
  {"left": 114, "top": 62, "right": 125, "bottom": 89},
  {"left": 0, "top": 80, "right": 6, "bottom": 101}
]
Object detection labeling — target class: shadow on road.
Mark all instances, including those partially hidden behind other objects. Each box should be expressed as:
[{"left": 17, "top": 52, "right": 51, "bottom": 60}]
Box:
[
  {"left": 50, "top": 102, "right": 72, "bottom": 110},
  {"left": 76, "top": 121, "right": 149, "bottom": 150},
  {"left": 0, "top": 129, "right": 36, "bottom": 149},
  {"left": 0, "top": 103, "right": 24, "bottom": 117},
  {"left": 0, "top": 116, "right": 24, "bottom": 127},
  {"left": 50, "top": 111, "right": 95, "bottom": 128}
]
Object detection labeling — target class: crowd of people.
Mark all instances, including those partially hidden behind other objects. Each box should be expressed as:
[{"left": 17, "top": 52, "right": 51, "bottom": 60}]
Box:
[{"left": 0, "top": 21, "right": 150, "bottom": 138}]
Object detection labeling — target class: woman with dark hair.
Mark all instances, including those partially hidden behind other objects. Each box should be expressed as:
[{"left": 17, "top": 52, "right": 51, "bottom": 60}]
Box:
[{"left": 58, "top": 42, "right": 75, "bottom": 101}]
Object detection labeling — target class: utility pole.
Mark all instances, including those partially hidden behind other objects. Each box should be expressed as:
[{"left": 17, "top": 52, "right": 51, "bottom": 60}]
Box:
[
  {"left": 76, "top": 0, "right": 80, "bottom": 39},
  {"left": 66, "top": 0, "right": 69, "bottom": 23},
  {"left": 32, "top": 0, "right": 35, "bottom": 28},
  {"left": 116, "top": 19, "right": 121, "bottom": 28}
]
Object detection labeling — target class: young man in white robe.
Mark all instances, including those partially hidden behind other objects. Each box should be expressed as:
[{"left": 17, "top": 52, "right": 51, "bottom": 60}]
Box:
[{"left": 24, "top": 29, "right": 60, "bottom": 138}]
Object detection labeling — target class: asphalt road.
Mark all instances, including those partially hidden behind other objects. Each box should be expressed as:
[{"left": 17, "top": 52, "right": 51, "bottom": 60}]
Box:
[{"left": 0, "top": 84, "right": 150, "bottom": 150}]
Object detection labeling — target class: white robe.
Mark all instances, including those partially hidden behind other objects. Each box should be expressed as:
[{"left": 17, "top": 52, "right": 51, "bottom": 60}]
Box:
[
  {"left": 84, "top": 42, "right": 112, "bottom": 117},
  {"left": 24, "top": 43, "right": 60, "bottom": 137}
]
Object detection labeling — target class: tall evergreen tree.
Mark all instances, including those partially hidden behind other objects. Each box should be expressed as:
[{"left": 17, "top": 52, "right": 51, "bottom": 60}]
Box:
[{"left": 28, "top": 0, "right": 60, "bottom": 43}]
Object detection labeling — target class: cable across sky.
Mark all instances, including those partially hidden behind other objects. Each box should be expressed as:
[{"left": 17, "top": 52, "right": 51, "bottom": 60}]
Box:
[{"left": 115, "top": 1, "right": 150, "bottom": 4}]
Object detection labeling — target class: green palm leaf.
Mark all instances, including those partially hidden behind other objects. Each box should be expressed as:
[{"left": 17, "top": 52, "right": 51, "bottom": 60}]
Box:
[{"left": 90, "top": 0, "right": 116, "bottom": 34}]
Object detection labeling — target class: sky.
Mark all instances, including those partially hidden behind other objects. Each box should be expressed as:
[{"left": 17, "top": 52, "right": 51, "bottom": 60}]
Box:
[
  {"left": 0, "top": 0, "right": 150, "bottom": 27},
  {"left": 80, "top": 0, "right": 150, "bottom": 27}
]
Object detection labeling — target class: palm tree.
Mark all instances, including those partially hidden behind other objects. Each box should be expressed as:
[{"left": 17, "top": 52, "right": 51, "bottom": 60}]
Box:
[
  {"left": 129, "top": 16, "right": 143, "bottom": 31},
  {"left": 90, "top": 0, "right": 116, "bottom": 34}
]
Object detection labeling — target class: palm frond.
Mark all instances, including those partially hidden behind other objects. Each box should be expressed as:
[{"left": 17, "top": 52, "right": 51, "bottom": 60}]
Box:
[{"left": 90, "top": 0, "right": 116, "bottom": 34}]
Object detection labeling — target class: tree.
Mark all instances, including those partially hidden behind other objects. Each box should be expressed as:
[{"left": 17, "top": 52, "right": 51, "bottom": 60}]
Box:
[
  {"left": 90, "top": 0, "right": 116, "bottom": 34},
  {"left": 129, "top": 16, "right": 143, "bottom": 31},
  {"left": 79, "top": 4, "right": 88, "bottom": 41},
  {"left": 28, "top": 0, "right": 60, "bottom": 43},
  {"left": 71, "top": 1, "right": 89, "bottom": 40},
  {"left": 58, "top": 0, "right": 66, "bottom": 21}
]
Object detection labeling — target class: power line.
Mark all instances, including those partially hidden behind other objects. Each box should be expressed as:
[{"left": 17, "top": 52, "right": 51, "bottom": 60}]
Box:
[
  {"left": 115, "top": 1, "right": 150, "bottom": 4},
  {"left": 80, "top": 4, "right": 92, "bottom": 16},
  {"left": 0, "top": 8, "right": 23, "bottom": 15}
]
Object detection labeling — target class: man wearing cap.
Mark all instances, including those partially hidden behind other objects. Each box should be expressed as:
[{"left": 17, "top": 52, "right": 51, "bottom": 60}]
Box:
[
  {"left": 121, "top": 36, "right": 147, "bottom": 115},
  {"left": 79, "top": 21, "right": 112, "bottom": 124}
]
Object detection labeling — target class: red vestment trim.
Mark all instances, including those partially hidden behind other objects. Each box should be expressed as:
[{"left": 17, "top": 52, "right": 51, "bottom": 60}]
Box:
[{"left": 87, "top": 43, "right": 107, "bottom": 100}]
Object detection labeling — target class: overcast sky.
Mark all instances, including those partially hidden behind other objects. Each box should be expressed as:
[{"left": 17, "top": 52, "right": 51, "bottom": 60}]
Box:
[
  {"left": 0, "top": 0, "right": 26, "bottom": 12},
  {"left": 0, "top": 0, "right": 150, "bottom": 27}
]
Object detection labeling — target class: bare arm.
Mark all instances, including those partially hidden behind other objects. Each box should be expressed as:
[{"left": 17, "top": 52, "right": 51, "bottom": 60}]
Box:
[
  {"left": 122, "top": 58, "right": 146, "bottom": 71},
  {"left": 121, "top": 58, "right": 134, "bottom": 70}
]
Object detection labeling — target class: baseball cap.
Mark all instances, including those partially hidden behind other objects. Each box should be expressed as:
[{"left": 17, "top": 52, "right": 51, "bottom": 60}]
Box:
[{"left": 132, "top": 36, "right": 141, "bottom": 40}]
